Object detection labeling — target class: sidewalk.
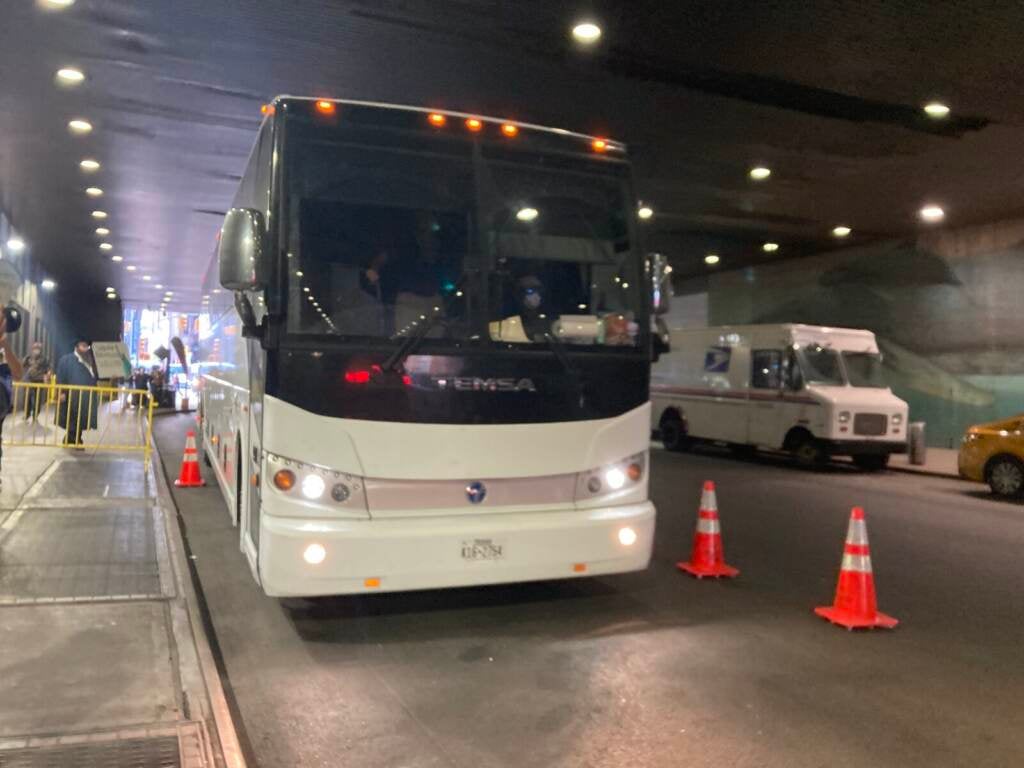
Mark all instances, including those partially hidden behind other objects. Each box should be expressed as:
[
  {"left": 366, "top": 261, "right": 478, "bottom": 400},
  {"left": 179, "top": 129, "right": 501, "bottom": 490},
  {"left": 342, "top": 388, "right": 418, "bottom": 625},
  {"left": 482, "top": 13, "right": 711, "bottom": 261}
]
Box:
[
  {"left": 0, "top": 447, "right": 242, "bottom": 767},
  {"left": 887, "top": 447, "right": 960, "bottom": 479}
]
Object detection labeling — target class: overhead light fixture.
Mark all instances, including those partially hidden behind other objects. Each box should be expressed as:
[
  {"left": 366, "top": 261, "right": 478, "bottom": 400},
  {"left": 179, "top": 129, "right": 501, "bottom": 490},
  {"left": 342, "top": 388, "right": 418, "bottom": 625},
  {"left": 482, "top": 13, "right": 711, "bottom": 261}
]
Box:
[
  {"left": 315, "top": 99, "right": 336, "bottom": 114},
  {"left": 40, "top": 0, "right": 76, "bottom": 8},
  {"left": 831, "top": 225, "right": 852, "bottom": 238},
  {"left": 920, "top": 205, "right": 945, "bottom": 222},
  {"left": 155, "top": 283, "right": 164, "bottom": 289},
  {"left": 762, "top": 242, "right": 779, "bottom": 252},
  {"left": 6, "top": 237, "right": 25, "bottom": 253},
  {"left": 637, "top": 205, "right": 654, "bottom": 220},
  {"left": 106, "top": 293, "right": 117, "bottom": 300},
  {"left": 111, "top": 255, "right": 123, "bottom": 262},
  {"left": 41, "top": 279, "right": 56, "bottom": 290},
  {"left": 465, "top": 118, "right": 483, "bottom": 132},
  {"left": 95, "top": 227, "right": 110, "bottom": 236},
  {"left": 68, "top": 119, "right": 92, "bottom": 134},
  {"left": 80, "top": 158, "right": 100, "bottom": 172},
  {"left": 704, "top": 254, "right": 720, "bottom": 265},
  {"left": 516, "top": 207, "right": 539, "bottom": 222},
  {"left": 99, "top": 243, "right": 112, "bottom": 251},
  {"left": 142, "top": 275, "right": 151, "bottom": 281},
  {"left": 91, "top": 210, "right": 107, "bottom": 219},
  {"left": 56, "top": 67, "right": 85, "bottom": 84},
  {"left": 923, "top": 102, "right": 950, "bottom": 119},
  {"left": 749, "top": 166, "right": 772, "bottom": 181},
  {"left": 85, "top": 187, "right": 103, "bottom": 197},
  {"left": 126, "top": 265, "right": 136, "bottom": 271},
  {"left": 571, "top": 21, "right": 602, "bottom": 44}
]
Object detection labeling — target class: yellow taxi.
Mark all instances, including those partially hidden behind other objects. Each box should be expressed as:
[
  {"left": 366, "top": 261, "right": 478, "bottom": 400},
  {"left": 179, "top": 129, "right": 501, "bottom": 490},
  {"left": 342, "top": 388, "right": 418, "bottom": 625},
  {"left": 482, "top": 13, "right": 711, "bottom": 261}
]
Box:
[{"left": 958, "top": 414, "right": 1024, "bottom": 498}]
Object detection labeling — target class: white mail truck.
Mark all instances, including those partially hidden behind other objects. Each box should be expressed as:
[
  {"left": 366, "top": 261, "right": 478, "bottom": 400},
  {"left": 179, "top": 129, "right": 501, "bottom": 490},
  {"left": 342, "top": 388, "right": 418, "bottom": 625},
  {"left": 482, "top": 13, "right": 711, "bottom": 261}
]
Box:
[{"left": 650, "top": 324, "right": 909, "bottom": 470}]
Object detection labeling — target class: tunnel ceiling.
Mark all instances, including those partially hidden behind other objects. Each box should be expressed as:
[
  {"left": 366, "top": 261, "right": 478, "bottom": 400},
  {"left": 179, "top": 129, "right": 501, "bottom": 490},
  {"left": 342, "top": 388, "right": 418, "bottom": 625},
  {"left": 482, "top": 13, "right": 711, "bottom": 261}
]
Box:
[{"left": 1, "top": 0, "right": 1023, "bottom": 308}]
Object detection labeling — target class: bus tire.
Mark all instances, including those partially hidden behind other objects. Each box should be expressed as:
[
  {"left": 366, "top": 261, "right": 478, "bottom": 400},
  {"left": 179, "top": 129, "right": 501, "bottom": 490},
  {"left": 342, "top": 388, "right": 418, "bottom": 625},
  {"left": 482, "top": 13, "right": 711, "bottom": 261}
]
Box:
[
  {"left": 853, "top": 454, "right": 889, "bottom": 472},
  {"left": 660, "top": 415, "right": 689, "bottom": 452}
]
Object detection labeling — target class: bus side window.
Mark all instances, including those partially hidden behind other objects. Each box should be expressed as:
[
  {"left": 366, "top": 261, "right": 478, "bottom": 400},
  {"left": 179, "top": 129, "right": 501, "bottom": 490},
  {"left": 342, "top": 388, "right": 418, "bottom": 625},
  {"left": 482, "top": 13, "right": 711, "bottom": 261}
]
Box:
[{"left": 751, "top": 349, "right": 783, "bottom": 389}]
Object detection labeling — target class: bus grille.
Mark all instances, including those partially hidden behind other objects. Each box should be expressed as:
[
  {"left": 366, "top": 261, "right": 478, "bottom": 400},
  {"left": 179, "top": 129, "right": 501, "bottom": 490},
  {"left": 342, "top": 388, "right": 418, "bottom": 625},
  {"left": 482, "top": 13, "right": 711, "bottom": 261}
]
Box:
[{"left": 854, "top": 413, "right": 887, "bottom": 436}]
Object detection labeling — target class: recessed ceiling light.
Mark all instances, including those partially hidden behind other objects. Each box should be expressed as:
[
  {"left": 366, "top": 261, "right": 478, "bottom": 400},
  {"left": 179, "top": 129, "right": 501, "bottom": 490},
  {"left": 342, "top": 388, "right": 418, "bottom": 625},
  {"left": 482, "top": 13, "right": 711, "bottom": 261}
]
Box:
[
  {"left": 762, "top": 242, "right": 780, "bottom": 252},
  {"left": 142, "top": 275, "right": 152, "bottom": 281},
  {"left": 6, "top": 237, "right": 25, "bottom": 253},
  {"left": 705, "top": 254, "right": 720, "bottom": 265},
  {"left": 85, "top": 187, "right": 103, "bottom": 197},
  {"left": 832, "top": 225, "right": 852, "bottom": 238},
  {"left": 80, "top": 158, "right": 100, "bottom": 172},
  {"left": 41, "top": 279, "right": 56, "bottom": 290},
  {"left": 68, "top": 119, "right": 92, "bottom": 134},
  {"left": 212, "top": 288, "right": 221, "bottom": 294},
  {"left": 155, "top": 283, "right": 164, "bottom": 289},
  {"left": 637, "top": 205, "right": 654, "bottom": 220},
  {"left": 749, "top": 166, "right": 772, "bottom": 181},
  {"left": 99, "top": 243, "right": 112, "bottom": 251},
  {"left": 106, "top": 293, "right": 117, "bottom": 300},
  {"left": 571, "top": 21, "right": 602, "bottom": 44},
  {"left": 516, "top": 207, "right": 539, "bottom": 222},
  {"left": 40, "top": 0, "right": 76, "bottom": 8},
  {"left": 111, "top": 255, "right": 123, "bottom": 262},
  {"left": 923, "top": 102, "right": 950, "bottom": 119},
  {"left": 126, "top": 265, "right": 137, "bottom": 271},
  {"left": 56, "top": 67, "right": 85, "bottom": 84},
  {"left": 91, "top": 210, "right": 107, "bottom": 219},
  {"left": 95, "top": 227, "right": 110, "bottom": 236},
  {"left": 920, "top": 205, "right": 945, "bottom": 222}
]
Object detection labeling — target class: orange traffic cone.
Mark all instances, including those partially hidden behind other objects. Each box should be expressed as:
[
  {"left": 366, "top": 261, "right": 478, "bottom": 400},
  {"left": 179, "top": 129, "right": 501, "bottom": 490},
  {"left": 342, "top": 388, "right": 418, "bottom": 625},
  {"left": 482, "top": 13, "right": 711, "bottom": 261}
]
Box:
[
  {"left": 678, "top": 481, "right": 739, "bottom": 578},
  {"left": 815, "top": 507, "right": 897, "bottom": 630},
  {"left": 174, "top": 429, "right": 206, "bottom": 487}
]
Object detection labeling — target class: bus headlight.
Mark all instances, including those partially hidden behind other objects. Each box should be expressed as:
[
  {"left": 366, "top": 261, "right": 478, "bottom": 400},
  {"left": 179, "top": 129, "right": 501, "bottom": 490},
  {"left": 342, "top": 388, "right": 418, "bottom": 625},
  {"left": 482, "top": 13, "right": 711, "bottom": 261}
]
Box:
[
  {"left": 301, "top": 474, "right": 326, "bottom": 499},
  {"left": 264, "top": 453, "right": 368, "bottom": 516},
  {"left": 577, "top": 453, "right": 646, "bottom": 500}
]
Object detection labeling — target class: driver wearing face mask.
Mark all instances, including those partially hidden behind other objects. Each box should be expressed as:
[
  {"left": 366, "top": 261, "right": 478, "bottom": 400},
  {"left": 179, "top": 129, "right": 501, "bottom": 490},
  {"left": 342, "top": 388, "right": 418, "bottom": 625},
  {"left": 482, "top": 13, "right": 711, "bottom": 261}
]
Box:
[{"left": 516, "top": 275, "right": 549, "bottom": 340}]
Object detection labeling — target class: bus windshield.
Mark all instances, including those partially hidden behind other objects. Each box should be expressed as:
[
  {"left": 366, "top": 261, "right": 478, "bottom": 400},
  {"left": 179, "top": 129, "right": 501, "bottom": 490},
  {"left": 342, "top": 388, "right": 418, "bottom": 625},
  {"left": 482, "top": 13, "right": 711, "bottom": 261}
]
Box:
[{"left": 282, "top": 114, "right": 643, "bottom": 349}]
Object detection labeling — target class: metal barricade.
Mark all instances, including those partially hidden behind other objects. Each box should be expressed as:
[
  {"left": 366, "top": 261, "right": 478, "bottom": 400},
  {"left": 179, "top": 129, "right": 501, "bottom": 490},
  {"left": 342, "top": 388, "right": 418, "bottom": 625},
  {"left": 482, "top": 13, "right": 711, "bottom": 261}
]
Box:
[{"left": 4, "top": 381, "right": 156, "bottom": 468}]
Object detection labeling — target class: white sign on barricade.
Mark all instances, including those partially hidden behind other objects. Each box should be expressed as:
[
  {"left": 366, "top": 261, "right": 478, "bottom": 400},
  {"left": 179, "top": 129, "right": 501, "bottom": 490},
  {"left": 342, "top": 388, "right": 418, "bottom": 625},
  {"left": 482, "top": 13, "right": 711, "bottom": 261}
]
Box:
[{"left": 91, "top": 341, "right": 132, "bottom": 379}]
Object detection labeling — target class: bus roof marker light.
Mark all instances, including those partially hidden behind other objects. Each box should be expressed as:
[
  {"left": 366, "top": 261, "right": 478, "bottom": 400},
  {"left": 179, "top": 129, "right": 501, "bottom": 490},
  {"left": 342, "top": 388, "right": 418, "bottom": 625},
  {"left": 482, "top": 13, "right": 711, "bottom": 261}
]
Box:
[
  {"left": 428, "top": 112, "right": 446, "bottom": 127},
  {"left": 516, "top": 207, "right": 539, "bottom": 222},
  {"left": 572, "top": 21, "right": 602, "bottom": 44},
  {"left": 591, "top": 138, "right": 608, "bottom": 153},
  {"left": 501, "top": 123, "right": 519, "bottom": 137},
  {"left": 465, "top": 118, "right": 483, "bottom": 133},
  {"left": 261, "top": 104, "right": 275, "bottom": 116},
  {"left": 315, "top": 100, "right": 336, "bottom": 114}
]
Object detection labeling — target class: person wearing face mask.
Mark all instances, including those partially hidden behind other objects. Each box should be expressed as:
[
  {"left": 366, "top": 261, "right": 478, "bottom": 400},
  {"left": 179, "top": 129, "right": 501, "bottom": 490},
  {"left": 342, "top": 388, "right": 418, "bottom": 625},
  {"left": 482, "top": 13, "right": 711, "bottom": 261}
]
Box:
[
  {"left": 21, "top": 341, "right": 51, "bottom": 421},
  {"left": 56, "top": 337, "right": 99, "bottom": 449},
  {"left": 0, "top": 315, "right": 25, "bottom": 484}
]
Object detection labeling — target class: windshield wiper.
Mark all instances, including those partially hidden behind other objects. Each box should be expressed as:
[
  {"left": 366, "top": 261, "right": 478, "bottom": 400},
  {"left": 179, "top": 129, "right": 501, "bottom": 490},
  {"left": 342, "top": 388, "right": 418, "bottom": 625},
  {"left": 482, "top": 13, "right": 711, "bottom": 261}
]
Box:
[
  {"left": 382, "top": 273, "right": 470, "bottom": 372},
  {"left": 542, "top": 329, "right": 586, "bottom": 413}
]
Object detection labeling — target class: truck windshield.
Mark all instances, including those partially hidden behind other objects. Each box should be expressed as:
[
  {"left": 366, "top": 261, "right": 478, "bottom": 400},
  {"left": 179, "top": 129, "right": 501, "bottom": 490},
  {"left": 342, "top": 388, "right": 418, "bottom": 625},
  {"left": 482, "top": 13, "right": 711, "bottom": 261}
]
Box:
[
  {"left": 796, "top": 344, "right": 844, "bottom": 385},
  {"left": 283, "top": 113, "right": 643, "bottom": 349},
  {"left": 843, "top": 352, "right": 887, "bottom": 387}
]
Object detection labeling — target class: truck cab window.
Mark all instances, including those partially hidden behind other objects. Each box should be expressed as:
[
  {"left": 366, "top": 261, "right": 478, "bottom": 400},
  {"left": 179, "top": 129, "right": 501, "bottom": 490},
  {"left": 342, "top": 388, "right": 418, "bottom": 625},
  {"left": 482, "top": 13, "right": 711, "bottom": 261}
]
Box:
[{"left": 751, "top": 349, "right": 783, "bottom": 389}]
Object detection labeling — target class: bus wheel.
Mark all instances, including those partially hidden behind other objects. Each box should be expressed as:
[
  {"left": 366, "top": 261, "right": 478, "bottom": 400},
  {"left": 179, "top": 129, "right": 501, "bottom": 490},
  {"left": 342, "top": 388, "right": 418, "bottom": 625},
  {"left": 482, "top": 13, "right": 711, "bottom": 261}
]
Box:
[
  {"left": 660, "top": 417, "right": 689, "bottom": 452},
  {"left": 853, "top": 454, "right": 889, "bottom": 472},
  {"left": 792, "top": 435, "right": 825, "bottom": 468}
]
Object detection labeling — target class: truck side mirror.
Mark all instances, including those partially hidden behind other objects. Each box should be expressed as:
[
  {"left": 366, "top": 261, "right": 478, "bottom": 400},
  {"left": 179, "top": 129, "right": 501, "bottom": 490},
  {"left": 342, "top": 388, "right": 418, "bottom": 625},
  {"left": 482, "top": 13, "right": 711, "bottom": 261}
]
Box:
[
  {"left": 218, "top": 208, "right": 266, "bottom": 291},
  {"left": 647, "top": 253, "right": 673, "bottom": 316}
]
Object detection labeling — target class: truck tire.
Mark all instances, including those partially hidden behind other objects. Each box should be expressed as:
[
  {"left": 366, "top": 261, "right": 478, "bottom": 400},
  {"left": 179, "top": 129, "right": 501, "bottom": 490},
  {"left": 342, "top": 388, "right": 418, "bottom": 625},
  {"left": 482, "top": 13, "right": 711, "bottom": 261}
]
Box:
[
  {"left": 853, "top": 454, "right": 889, "bottom": 472},
  {"left": 986, "top": 455, "right": 1024, "bottom": 498},
  {"left": 660, "top": 417, "right": 689, "bottom": 452},
  {"left": 792, "top": 434, "right": 826, "bottom": 468}
]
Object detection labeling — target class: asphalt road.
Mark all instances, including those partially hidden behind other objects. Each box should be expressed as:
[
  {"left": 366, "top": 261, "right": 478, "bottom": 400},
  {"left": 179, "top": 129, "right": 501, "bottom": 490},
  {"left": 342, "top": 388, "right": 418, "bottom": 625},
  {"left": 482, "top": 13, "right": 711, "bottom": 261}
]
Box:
[{"left": 155, "top": 413, "right": 1024, "bottom": 768}]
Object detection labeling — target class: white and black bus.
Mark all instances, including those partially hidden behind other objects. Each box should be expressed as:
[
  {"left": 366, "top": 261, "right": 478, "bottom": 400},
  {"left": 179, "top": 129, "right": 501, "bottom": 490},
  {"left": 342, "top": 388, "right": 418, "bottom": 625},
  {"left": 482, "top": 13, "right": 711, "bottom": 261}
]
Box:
[{"left": 197, "top": 97, "right": 656, "bottom": 597}]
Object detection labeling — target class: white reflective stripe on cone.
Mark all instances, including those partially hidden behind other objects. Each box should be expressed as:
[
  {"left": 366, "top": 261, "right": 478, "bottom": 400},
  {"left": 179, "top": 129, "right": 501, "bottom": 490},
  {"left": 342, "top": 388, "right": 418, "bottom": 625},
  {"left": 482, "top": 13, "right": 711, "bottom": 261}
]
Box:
[
  {"left": 699, "top": 489, "right": 717, "bottom": 511},
  {"left": 841, "top": 553, "right": 873, "bottom": 573},
  {"left": 696, "top": 517, "right": 721, "bottom": 535},
  {"left": 845, "top": 518, "right": 869, "bottom": 546}
]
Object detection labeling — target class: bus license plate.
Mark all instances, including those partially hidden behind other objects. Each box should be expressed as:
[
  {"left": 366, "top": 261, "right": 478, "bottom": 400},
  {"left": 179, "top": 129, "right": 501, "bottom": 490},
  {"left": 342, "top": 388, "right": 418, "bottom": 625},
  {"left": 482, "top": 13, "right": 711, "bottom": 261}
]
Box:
[{"left": 461, "top": 539, "right": 504, "bottom": 561}]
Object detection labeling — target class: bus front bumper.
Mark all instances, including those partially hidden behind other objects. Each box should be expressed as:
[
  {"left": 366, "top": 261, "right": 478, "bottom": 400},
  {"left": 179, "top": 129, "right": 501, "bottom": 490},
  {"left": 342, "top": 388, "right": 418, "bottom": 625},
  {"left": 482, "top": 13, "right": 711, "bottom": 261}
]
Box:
[{"left": 258, "top": 502, "right": 655, "bottom": 597}]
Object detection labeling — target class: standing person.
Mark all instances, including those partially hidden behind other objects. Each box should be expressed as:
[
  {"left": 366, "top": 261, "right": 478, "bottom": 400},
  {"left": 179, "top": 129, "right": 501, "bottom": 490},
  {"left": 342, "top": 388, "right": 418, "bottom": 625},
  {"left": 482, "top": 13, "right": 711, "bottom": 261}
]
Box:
[
  {"left": 0, "top": 315, "right": 25, "bottom": 485},
  {"left": 21, "top": 341, "right": 51, "bottom": 421},
  {"left": 56, "top": 337, "right": 98, "bottom": 449}
]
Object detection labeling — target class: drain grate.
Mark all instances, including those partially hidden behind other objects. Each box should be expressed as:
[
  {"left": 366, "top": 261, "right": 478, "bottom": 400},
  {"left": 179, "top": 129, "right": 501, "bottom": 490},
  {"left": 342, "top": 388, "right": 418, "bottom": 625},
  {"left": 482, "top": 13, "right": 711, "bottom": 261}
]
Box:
[{"left": 0, "top": 736, "right": 179, "bottom": 768}]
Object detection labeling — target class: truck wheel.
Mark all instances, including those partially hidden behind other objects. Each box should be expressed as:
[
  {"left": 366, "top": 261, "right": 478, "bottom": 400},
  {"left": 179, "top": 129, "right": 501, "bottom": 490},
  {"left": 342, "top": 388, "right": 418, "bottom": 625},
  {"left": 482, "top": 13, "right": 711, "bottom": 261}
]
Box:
[
  {"left": 660, "top": 418, "right": 689, "bottom": 452},
  {"left": 853, "top": 454, "right": 889, "bottom": 472},
  {"left": 792, "top": 435, "right": 826, "bottom": 468},
  {"left": 987, "top": 456, "right": 1024, "bottom": 498}
]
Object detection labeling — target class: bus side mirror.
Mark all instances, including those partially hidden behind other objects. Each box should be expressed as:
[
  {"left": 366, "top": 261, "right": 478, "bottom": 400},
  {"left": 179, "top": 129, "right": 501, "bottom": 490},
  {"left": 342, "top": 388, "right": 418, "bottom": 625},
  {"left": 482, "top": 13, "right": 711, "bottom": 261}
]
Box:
[
  {"left": 648, "top": 253, "right": 673, "bottom": 316},
  {"left": 218, "top": 208, "right": 266, "bottom": 291}
]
